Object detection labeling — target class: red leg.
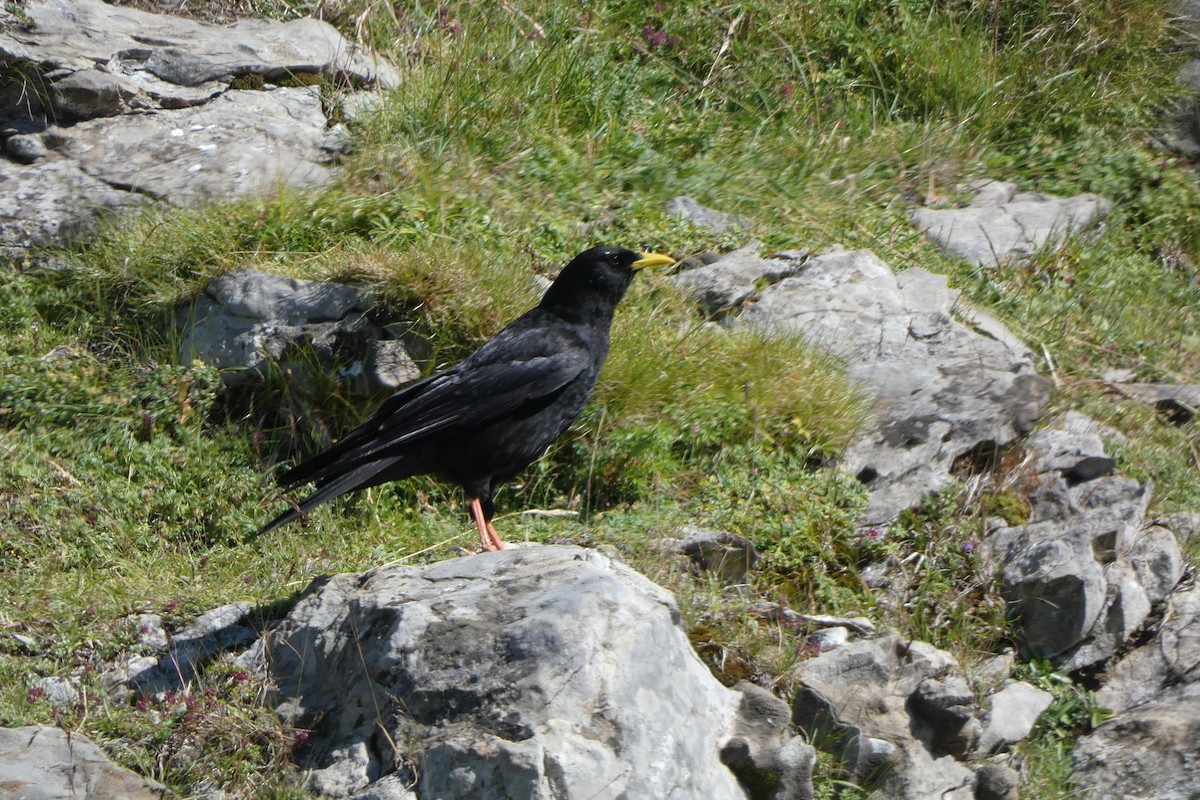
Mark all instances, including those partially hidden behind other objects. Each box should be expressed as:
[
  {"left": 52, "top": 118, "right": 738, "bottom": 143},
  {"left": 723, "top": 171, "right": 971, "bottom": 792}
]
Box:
[{"left": 468, "top": 497, "right": 506, "bottom": 551}]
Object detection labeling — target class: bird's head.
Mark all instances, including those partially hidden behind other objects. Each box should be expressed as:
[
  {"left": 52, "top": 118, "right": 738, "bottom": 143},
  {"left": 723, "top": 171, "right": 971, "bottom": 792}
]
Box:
[{"left": 540, "top": 246, "right": 675, "bottom": 320}]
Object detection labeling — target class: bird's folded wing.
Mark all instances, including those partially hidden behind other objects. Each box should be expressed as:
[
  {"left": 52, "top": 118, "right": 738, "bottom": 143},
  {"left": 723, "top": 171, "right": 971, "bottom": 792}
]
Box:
[{"left": 276, "top": 346, "right": 589, "bottom": 488}]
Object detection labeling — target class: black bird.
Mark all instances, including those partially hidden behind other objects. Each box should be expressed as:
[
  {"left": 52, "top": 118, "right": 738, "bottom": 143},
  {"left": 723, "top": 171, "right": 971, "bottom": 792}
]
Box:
[{"left": 258, "top": 246, "right": 675, "bottom": 549}]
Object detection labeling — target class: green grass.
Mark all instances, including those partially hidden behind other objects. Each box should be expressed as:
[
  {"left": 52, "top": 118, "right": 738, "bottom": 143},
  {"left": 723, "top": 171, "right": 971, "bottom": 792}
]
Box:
[{"left": 2, "top": 1, "right": 1199, "bottom": 797}]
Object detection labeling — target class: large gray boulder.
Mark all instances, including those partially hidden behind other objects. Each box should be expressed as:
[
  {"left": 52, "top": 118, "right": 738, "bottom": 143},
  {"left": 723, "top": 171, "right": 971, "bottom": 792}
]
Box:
[
  {"left": 680, "top": 245, "right": 1048, "bottom": 521},
  {"left": 0, "top": 0, "right": 398, "bottom": 92},
  {"left": 0, "top": 725, "right": 165, "bottom": 799},
  {"left": 54, "top": 87, "right": 333, "bottom": 204},
  {"left": 0, "top": 0, "right": 398, "bottom": 257},
  {"left": 238, "top": 545, "right": 811, "bottom": 799},
  {"left": 911, "top": 179, "right": 1109, "bottom": 267},
  {"left": 0, "top": 158, "right": 147, "bottom": 256}
]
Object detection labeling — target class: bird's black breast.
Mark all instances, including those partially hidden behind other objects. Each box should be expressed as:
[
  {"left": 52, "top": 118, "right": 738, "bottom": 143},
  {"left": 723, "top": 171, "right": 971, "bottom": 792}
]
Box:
[{"left": 434, "top": 318, "right": 606, "bottom": 498}]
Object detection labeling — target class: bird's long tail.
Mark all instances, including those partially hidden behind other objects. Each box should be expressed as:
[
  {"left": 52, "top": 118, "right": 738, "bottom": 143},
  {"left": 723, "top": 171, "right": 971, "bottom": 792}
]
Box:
[{"left": 253, "top": 457, "right": 402, "bottom": 538}]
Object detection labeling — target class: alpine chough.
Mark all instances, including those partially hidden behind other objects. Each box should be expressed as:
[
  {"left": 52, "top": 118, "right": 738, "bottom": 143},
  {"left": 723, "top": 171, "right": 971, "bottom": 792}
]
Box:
[{"left": 258, "top": 246, "right": 675, "bottom": 549}]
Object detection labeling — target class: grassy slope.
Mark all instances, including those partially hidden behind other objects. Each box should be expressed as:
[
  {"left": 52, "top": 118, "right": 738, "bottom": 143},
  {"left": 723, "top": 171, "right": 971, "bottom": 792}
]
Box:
[{"left": 2, "top": 1, "right": 1199, "bottom": 796}]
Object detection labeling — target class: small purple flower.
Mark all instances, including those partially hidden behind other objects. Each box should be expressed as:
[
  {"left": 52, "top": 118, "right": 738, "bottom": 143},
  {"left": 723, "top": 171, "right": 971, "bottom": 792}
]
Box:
[
  {"left": 861, "top": 527, "right": 881, "bottom": 541},
  {"left": 642, "top": 24, "right": 670, "bottom": 49},
  {"left": 295, "top": 729, "right": 311, "bottom": 745},
  {"left": 27, "top": 686, "right": 45, "bottom": 703},
  {"left": 961, "top": 540, "right": 976, "bottom": 554},
  {"left": 231, "top": 670, "right": 250, "bottom": 684}
]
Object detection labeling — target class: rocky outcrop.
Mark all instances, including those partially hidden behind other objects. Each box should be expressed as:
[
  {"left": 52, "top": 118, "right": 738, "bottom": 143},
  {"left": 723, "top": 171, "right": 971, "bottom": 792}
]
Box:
[
  {"left": 787, "top": 632, "right": 1053, "bottom": 798},
  {"left": 0, "top": 0, "right": 398, "bottom": 257},
  {"left": 1071, "top": 577, "right": 1200, "bottom": 799},
  {"left": 235, "top": 545, "right": 813, "bottom": 799},
  {"left": 177, "top": 269, "right": 420, "bottom": 392},
  {"left": 0, "top": 725, "right": 166, "bottom": 799},
  {"left": 1072, "top": 680, "right": 1200, "bottom": 800},
  {"left": 984, "top": 413, "right": 1185, "bottom": 670},
  {"left": 911, "top": 179, "right": 1109, "bottom": 267},
  {"left": 675, "top": 243, "right": 1049, "bottom": 521}
]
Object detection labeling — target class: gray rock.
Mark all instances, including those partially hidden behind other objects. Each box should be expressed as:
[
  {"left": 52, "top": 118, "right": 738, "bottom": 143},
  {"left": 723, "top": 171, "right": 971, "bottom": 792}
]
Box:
[
  {"left": 1072, "top": 681, "right": 1200, "bottom": 800},
  {"left": 348, "top": 773, "right": 418, "bottom": 800},
  {"left": 673, "top": 242, "right": 807, "bottom": 317},
  {"left": 746, "top": 603, "right": 876, "bottom": 635},
  {"left": 996, "top": 520, "right": 1109, "bottom": 660},
  {"left": 106, "top": 602, "right": 258, "bottom": 696},
  {"left": 676, "top": 526, "right": 758, "bottom": 582},
  {"left": 48, "top": 68, "right": 133, "bottom": 120},
  {"left": 1026, "top": 425, "right": 1116, "bottom": 485},
  {"left": 974, "top": 763, "right": 1020, "bottom": 800},
  {"left": 239, "top": 545, "right": 783, "bottom": 799},
  {"left": 135, "top": 613, "right": 169, "bottom": 652},
  {"left": 1115, "top": 382, "right": 1200, "bottom": 425},
  {"left": 791, "top": 634, "right": 976, "bottom": 799},
  {"left": 978, "top": 681, "right": 1053, "bottom": 754},
  {"left": 720, "top": 682, "right": 815, "bottom": 800},
  {"left": 667, "top": 195, "right": 753, "bottom": 233},
  {"left": 32, "top": 676, "right": 80, "bottom": 708},
  {"left": 5, "top": 132, "right": 48, "bottom": 163},
  {"left": 0, "top": 0, "right": 399, "bottom": 257},
  {"left": 987, "top": 514, "right": 1164, "bottom": 667},
  {"left": 1156, "top": 58, "right": 1200, "bottom": 156},
  {"left": 730, "top": 247, "right": 1047, "bottom": 522},
  {"left": 807, "top": 626, "right": 849, "bottom": 652},
  {"left": 1, "top": 0, "right": 400, "bottom": 90},
  {"left": 970, "top": 650, "right": 1016, "bottom": 687},
  {"left": 1160, "top": 511, "right": 1200, "bottom": 547},
  {"left": 912, "top": 179, "right": 1109, "bottom": 267},
  {"left": 0, "top": 725, "right": 165, "bottom": 799},
  {"left": 0, "top": 157, "right": 147, "bottom": 257},
  {"left": 985, "top": 410, "right": 1185, "bottom": 671},
  {"left": 179, "top": 269, "right": 418, "bottom": 393},
  {"left": 1097, "top": 582, "right": 1200, "bottom": 714},
  {"left": 911, "top": 676, "right": 981, "bottom": 758},
  {"left": 57, "top": 88, "right": 332, "bottom": 204}
]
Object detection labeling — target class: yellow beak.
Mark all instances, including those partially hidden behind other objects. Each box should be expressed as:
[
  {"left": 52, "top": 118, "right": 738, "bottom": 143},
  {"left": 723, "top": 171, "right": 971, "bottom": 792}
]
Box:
[{"left": 632, "top": 252, "right": 675, "bottom": 270}]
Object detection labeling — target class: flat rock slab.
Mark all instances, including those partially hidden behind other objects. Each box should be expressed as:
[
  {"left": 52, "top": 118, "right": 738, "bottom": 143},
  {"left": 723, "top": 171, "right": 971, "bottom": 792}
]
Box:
[
  {"left": 912, "top": 180, "right": 1109, "bottom": 267},
  {"left": 0, "top": 0, "right": 399, "bottom": 256},
  {"left": 0, "top": 725, "right": 165, "bottom": 799},
  {"left": 1, "top": 0, "right": 398, "bottom": 90},
  {"left": 722, "top": 247, "right": 1048, "bottom": 521},
  {"left": 0, "top": 157, "right": 147, "bottom": 257},
  {"left": 238, "top": 545, "right": 781, "bottom": 799},
  {"left": 59, "top": 87, "right": 331, "bottom": 203}
]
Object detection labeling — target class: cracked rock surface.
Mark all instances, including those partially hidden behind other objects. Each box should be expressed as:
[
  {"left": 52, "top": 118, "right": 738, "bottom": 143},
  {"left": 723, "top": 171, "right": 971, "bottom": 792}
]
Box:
[
  {"left": 676, "top": 244, "right": 1049, "bottom": 521},
  {"left": 236, "top": 545, "right": 810, "bottom": 799}
]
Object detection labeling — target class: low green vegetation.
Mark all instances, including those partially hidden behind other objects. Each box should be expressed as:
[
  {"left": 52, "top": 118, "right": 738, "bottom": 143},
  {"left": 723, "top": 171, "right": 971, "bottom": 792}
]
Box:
[{"left": 3, "top": 0, "right": 1199, "bottom": 796}]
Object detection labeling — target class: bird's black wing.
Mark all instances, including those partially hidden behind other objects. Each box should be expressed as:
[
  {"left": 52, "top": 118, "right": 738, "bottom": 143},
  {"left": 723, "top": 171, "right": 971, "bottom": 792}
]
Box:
[{"left": 276, "top": 324, "right": 592, "bottom": 490}]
